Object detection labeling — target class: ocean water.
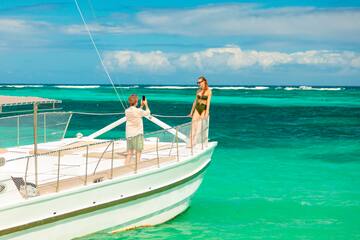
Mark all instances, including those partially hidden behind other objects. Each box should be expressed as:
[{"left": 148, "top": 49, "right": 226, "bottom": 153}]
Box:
[{"left": 1, "top": 84, "right": 360, "bottom": 239}]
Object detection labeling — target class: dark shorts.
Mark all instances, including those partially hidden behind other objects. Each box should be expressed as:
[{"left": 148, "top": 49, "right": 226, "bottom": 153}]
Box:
[{"left": 127, "top": 134, "right": 144, "bottom": 151}]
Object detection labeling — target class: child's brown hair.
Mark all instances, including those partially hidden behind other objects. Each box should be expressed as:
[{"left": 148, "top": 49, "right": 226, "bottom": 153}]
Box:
[{"left": 128, "top": 94, "right": 138, "bottom": 106}]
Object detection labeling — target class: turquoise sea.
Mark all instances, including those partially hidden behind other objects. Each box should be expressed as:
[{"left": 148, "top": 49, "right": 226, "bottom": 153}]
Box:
[{"left": 1, "top": 84, "right": 360, "bottom": 239}]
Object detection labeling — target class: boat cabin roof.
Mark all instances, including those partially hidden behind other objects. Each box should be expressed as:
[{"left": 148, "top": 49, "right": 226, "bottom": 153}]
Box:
[{"left": 0, "top": 96, "right": 61, "bottom": 109}]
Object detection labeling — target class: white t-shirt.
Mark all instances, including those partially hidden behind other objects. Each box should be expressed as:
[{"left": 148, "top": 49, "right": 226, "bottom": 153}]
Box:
[{"left": 125, "top": 106, "right": 150, "bottom": 138}]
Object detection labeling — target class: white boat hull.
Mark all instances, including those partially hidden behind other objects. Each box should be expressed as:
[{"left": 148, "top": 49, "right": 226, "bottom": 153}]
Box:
[
  {"left": 0, "top": 143, "right": 216, "bottom": 240},
  {"left": 5, "top": 174, "right": 203, "bottom": 240}
]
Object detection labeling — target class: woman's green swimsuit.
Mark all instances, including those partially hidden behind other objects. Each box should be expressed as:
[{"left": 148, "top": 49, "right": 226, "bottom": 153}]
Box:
[{"left": 195, "top": 95, "right": 208, "bottom": 115}]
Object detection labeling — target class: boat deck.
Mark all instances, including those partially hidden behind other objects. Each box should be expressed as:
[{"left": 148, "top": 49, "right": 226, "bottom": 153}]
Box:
[
  {"left": 37, "top": 155, "right": 177, "bottom": 195},
  {"left": 0, "top": 137, "right": 205, "bottom": 197}
]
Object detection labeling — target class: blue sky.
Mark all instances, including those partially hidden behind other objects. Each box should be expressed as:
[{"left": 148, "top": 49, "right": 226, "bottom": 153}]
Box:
[{"left": 0, "top": 0, "right": 360, "bottom": 86}]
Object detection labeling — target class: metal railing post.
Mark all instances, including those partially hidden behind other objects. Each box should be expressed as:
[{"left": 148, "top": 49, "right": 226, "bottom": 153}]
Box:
[
  {"left": 135, "top": 136, "right": 138, "bottom": 174},
  {"left": 84, "top": 145, "right": 89, "bottom": 185},
  {"left": 34, "top": 155, "right": 38, "bottom": 187},
  {"left": 135, "top": 154, "right": 138, "bottom": 174},
  {"left": 176, "top": 127, "right": 179, "bottom": 161},
  {"left": 24, "top": 156, "right": 30, "bottom": 199},
  {"left": 156, "top": 137, "right": 160, "bottom": 168},
  {"left": 201, "top": 118, "right": 204, "bottom": 150},
  {"left": 56, "top": 150, "right": 61, "bottom": 192},
  {"left": 44, "top": 113, "right": 47, "bottom": 143},
  {"left": 110, "top": 141, "right": 114, "bottom": 179},
  {"left": 33, "top": 103, "right": 38, "bottom": 187},
  {"left": 190, "top": 125, "right": 193, "bottom": 155},
  {"left": 205, "top": 116, "right": 209, "bottom": 147},
  {"left": 17, "top": 116, "right": 20, "bottom": 146}
]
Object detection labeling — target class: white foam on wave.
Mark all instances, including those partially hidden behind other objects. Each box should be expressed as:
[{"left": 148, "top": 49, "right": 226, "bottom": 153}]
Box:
[
  {"left": 145, "top": 86, "right": 271, "bottom": 90},
  {"left": 212, "top": 86, "right": 269, "bottom": 90},
  {"left": 315, "top": 87, "right": 343, "bottom": 91},
  {"left": 3, "top": 85, "right": 26, "bottom": 88},
  {"left": 145, "top": 86, "right": 198, "bottom": 89},
  {"left": 54, "top": 85, "right": 100, "bottom": 89},
  {"left": 284, "top": 86, "right": 343, "bottom": 91},
  {"left": 115, "top": 85, "right": 139, "bottom": 89},
  {"left": 0, "top": 85, "right": 44, "bottom": 88},
  {"left": 284, "top": 87, "right": 297, "bottom": 91}
]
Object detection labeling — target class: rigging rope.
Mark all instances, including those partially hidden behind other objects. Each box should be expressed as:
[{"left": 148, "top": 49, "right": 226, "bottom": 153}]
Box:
[
  {"left": 71, "top": 111, "right": 125, "bottom": 116},
  {"left": 0, "top": 108, "right": 63, "bottom": 115},
  {"left": 151, "top": 114, "right": 190, "bottom": 118},
  {"left": 73, "top": 0, "right": 192, "bottom": 119},
  {"left": 73, "top": 0, "right": 128, "bottom": 110},
  {"left": 70, "top": 111, "right": 189, "bottom": 118},
  {"left": 0, "top": 109, "right": 189, "bottom": 118}
]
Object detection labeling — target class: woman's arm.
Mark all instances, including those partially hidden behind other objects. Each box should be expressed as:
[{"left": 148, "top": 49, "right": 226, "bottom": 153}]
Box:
[
  {"left": 189, "top": 99, "right": 196, "bottom": 117},
  {"left": 189, "top": 90, "right": 199, "bottom": 117},
  {"left": 204, "top": 90, "right": 212, "bottom": 118}
]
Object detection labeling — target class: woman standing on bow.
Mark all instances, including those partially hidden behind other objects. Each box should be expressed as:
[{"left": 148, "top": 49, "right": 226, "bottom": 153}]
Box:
[{"left": 188, "top": 76, "right": 212, "bottom": 147}]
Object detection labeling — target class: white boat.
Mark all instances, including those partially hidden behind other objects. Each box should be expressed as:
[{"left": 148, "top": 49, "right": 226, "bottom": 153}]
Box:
[{"left": 0, "top": 96, "right": 217, "bottom": 239}]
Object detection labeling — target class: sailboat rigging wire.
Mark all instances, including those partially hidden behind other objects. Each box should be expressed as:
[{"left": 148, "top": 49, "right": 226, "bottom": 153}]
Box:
[
  {"left": 71, "top": 111, "right": 125, "bottom": 116},
  {"left": 70, "top": 111, "right": 189, "bottom": 118},
  {"left": 73, "top": 0, "right": 127, "bottom": 109},
  {"left": 0, "top": 108, "right": 63, "bottom": 115},
  {"left": 87, "top": 0, "right": 98, "bottom": 20},
  {"left": 151, "top": 114, "right": 189, "bottom": 118}
]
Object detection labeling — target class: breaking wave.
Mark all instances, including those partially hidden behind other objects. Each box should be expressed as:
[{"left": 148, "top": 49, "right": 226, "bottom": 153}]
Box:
[
  {"left": 145, "top": 86, "right": 198, "bottom": 89},
  {"left": 284, "top": 86, "right": 343, "bottom": 91},
  {"left": 115, "top": 85, "right": 139, "bottom": 89},
  {"left": 211, "top": 86, "right": 269, "bottom": 90},
  {"left": 54, "top": 85, "right": 100, "bottom": 89},
  {"left": 0, "top": 85, "right": 44, "bottom": 88}
]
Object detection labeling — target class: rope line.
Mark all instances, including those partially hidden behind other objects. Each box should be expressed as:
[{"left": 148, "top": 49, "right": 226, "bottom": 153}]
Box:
[
  {"left": 151, "top": 114, "right": 190, "bottom": 118},
  {"left": 71, "top": 111, "right": 125, "bottom": 116},
  {"left": 0, "top": 108, "right": 63, "bottom": 115},
  {"left": 73, "top": 0, "right": 127, "bottom": 110},
  {"left": 0, "top": 110, "right": 189, "bottom": 118},
  {"left": 70, "top": 111, "right": 189, "bottom": 118}
]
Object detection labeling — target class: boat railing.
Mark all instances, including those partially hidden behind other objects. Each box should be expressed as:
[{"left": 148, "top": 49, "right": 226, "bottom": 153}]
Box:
[
  {"left": 0, "top": 112, "right": 72, "bottom": 148},
  {"left": 7, "top": 118, "right": 209, "bottom": 198}
]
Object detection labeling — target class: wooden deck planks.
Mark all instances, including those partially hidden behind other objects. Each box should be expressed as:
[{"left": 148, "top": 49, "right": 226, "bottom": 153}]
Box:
[{"left": 37, "top": 155, "right": 177, "bottom": 195}]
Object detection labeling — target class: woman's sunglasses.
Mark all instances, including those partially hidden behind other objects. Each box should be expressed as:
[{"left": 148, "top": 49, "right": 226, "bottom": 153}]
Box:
[{"left": 197, "top": 80, "right": 204, "bottom": 85}]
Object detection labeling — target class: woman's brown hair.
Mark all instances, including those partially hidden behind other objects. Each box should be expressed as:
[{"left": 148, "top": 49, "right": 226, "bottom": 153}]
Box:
[{"left": 198, "top": 76, "right": 209, "bottom": 96}]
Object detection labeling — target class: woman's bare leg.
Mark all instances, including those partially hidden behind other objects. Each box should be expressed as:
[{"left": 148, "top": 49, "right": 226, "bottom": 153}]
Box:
[{"left": 190, "top": 110, "right": 203, "bottom": 147}]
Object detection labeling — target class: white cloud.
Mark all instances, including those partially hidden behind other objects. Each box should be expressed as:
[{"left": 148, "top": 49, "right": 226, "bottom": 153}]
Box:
[
  {"left": 63, "top": 23, "right": 148, "bottom": 35},
  {"left": 0, "top": 18, "right": 54, "bottom": 49},
  {"left": 0, "top": 18, "right": 51, "bottom": 34},
  {"left": 182, "top": 46, "right": 360, "bottom": 70},
  {"left": 103, "top": 45, "right": 360, "bottom": 73},
  {"left": 103, "top": 50, "right": 173, "bottom": 72},
  {"left": 0, "top": 19, "right": 28, "bottom": 33},
  {"left": 177, "top": 46, "right": 293, "bottom": 69},
  {"left": 351, "top": 57, "right": 360, "bottom": 68},
  {"left": 137, "top": 5, "right": 360, "bottom": 40},
  {"left": 64, "top": 4, "right": 360, "bottom": 41}
]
